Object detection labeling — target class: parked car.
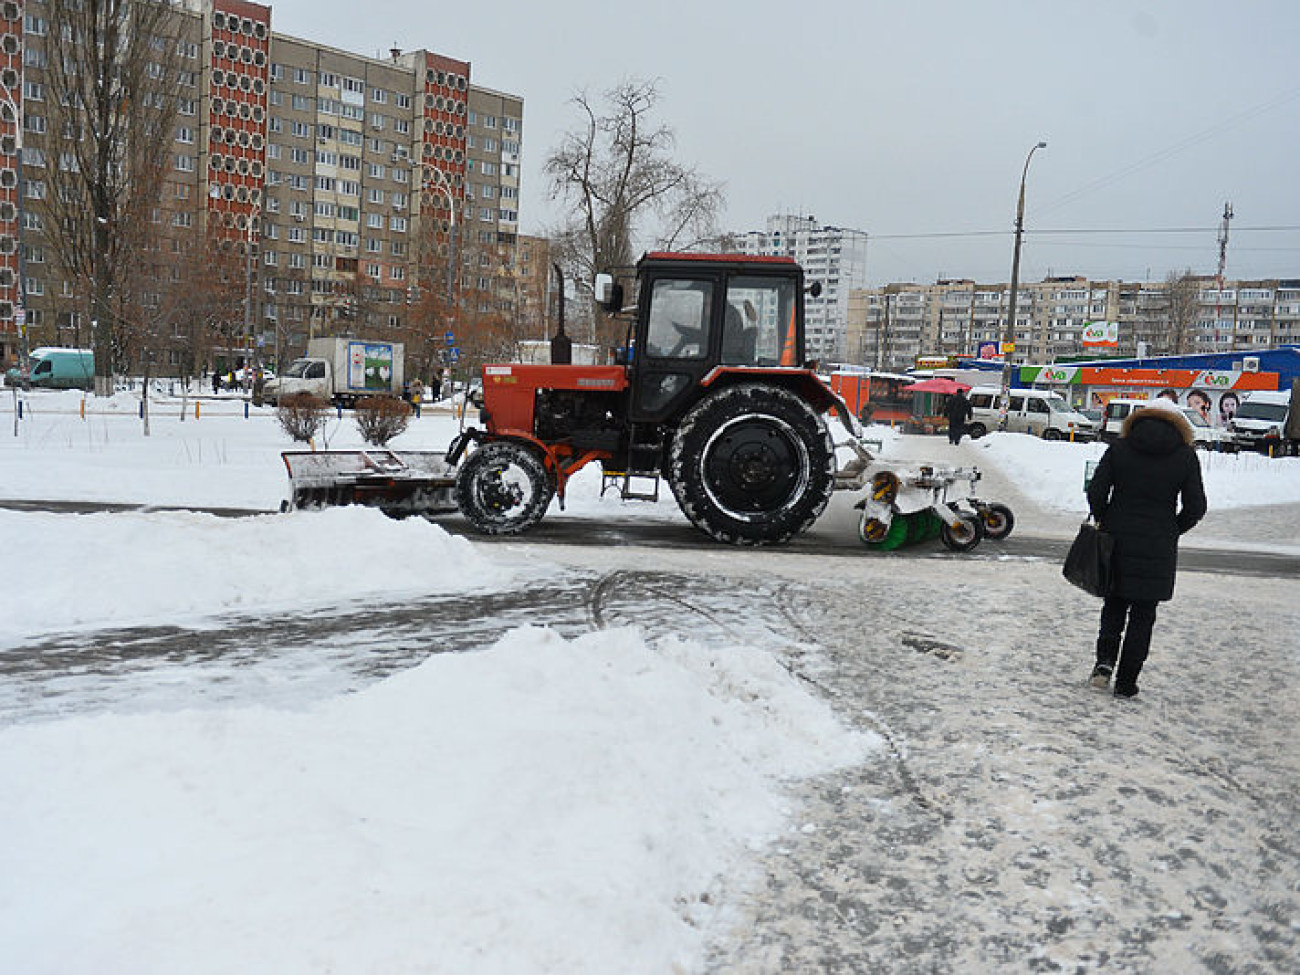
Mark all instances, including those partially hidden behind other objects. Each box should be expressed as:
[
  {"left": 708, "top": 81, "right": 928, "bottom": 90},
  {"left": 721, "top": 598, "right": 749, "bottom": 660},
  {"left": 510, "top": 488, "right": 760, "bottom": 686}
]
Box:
[
  {"left": 967, "top": 386, "right": 1097, "bottom": 440},
  {"left": 1097, "top": 398, "right": 1149, "bottom": 443},
  {"left": 1178, "top": 407, "right": 1231, "bottom": 451}
]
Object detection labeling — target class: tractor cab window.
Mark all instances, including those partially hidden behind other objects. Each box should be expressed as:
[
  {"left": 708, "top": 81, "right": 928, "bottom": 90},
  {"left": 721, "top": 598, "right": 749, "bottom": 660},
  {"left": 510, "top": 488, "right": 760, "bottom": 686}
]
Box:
[
  {"left": 645, "top": 279, "right": 713, "bottom": 359},
  {"left": 722, "top": 276, "right": 796, "bottom": 366}
]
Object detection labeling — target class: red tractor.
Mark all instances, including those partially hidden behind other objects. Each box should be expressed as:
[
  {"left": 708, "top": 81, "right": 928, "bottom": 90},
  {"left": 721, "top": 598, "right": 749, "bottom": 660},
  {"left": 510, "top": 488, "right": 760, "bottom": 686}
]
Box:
[{"left": 447, "top": 252, "right": 870, "bottom": 545}]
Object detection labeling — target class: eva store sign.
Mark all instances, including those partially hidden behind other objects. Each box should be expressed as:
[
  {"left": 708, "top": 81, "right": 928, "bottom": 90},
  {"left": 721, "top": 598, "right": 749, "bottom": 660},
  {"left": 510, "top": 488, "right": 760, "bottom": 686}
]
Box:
[{"left": 1081, "top": 321, "right": 1120, "bottom": 347}]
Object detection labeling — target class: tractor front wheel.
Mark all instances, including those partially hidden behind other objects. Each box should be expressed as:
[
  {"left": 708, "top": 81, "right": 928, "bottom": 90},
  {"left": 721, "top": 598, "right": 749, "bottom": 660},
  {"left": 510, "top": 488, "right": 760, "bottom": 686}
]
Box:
[
  {"left": 455, "top": 440, "right": 555, "bottom": 535},
  {"left": 669, "top": 384, "right": 835, "bottom": 545}
]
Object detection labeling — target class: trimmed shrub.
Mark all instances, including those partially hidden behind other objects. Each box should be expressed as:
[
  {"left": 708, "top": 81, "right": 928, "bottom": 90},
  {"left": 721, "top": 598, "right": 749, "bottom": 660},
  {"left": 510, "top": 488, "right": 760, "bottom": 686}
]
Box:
[
  {"left": 277, "top": 392, "right": 330, "bottom": 443},
  {"left": 354, "top": 395, "right": 411, "bottom": 446}
]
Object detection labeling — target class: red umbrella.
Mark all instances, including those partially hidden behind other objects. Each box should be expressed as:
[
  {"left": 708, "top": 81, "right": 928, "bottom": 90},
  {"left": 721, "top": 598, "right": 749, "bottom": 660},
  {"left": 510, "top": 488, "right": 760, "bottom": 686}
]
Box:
[{"left": 902, "top": 377, "right": 971, "bottom": 394}]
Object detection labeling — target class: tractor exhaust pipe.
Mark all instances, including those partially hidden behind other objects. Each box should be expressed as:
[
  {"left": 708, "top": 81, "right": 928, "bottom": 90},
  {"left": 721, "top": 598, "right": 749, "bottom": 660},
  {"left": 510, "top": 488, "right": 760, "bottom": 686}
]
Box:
[{"left": 550, "top": 262, "right": 572, "bottom": 365}]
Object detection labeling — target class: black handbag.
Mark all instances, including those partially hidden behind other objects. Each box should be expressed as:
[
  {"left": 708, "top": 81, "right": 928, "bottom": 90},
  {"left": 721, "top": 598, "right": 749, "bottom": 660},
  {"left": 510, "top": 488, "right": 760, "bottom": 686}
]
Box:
[{"left": 1063, "top": 520, "right": 1114, "bottom": 597}]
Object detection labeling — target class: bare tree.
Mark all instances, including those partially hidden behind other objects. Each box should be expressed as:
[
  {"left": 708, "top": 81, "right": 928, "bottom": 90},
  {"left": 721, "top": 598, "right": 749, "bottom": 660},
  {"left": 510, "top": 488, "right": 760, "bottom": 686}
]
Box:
[
  {"left": 1164, "top": 269, "right": 1202, "bottom": 355},
  {"left": 544, "top": 79, "right": 723, "bottom": 349},
  {"left": 36, "top": 0, "right": 189, "bottom": 395}
]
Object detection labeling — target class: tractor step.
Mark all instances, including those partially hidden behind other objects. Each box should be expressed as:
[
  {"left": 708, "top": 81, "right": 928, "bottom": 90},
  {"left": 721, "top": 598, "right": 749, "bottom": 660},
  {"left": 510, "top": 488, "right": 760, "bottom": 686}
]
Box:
[{"left": 600, "top": 469, "right": 662, "bottom": 501}]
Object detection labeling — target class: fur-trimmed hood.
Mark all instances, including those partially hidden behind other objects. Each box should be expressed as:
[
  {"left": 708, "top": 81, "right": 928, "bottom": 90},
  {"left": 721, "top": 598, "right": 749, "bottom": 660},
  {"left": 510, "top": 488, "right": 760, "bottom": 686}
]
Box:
[{"left": 1120, "top": 401, "right": 1196, "bottom": 450}]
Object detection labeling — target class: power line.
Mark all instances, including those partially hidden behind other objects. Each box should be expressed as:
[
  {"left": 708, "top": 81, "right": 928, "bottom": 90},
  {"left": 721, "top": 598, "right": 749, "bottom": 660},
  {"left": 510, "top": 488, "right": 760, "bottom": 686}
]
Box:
[{"left": 1036, "top": 85, "right": 1300, "bottom": 216}]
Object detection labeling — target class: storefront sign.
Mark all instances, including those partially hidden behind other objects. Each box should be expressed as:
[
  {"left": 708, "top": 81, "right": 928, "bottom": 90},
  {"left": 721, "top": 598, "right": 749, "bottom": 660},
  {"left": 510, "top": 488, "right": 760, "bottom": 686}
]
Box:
[{"left": 1081, "top": 321, "right": 1120, "bottom": 348}]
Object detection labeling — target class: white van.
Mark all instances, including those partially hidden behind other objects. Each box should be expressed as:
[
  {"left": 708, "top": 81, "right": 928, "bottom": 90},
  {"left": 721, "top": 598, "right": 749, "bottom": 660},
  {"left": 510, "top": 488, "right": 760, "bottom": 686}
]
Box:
[
  {"left": 967, "top": 386, "right": 1097, "bottom": 440},
  {"left": 1227, "top": 390, "right": 1299, "bottom": 455}
]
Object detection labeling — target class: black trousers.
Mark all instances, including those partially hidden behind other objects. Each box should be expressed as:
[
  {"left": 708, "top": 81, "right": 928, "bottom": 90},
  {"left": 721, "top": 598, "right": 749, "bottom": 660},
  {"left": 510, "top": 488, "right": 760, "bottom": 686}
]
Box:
[
  {"left": 1096, "top": 596, "right": 1158, "bottom": 687},
  {"left": 948, "top": 422, "right": 965, "bottom": 444}
]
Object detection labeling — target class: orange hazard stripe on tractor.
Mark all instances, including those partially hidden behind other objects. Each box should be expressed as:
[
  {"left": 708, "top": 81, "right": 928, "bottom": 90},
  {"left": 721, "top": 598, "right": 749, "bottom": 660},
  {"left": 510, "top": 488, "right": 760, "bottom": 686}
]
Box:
[{"left": 779, "top": 304, "right": 798, "bottom": 366}]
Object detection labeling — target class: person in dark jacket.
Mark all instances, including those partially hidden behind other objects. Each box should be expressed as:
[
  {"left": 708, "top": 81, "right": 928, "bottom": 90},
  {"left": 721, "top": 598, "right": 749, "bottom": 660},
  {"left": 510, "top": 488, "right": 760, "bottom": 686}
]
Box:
[
  {"left": 946, "top": 389, "right": 973, "bottom": 444},
  {"left": 1085, "top": 400, "right": 1207, "bottom": 698}
]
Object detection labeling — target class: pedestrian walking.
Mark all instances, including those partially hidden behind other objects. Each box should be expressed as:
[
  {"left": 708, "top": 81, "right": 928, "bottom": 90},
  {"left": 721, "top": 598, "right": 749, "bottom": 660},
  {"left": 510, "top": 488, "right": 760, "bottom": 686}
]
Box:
[
  {"left": 211, "top": 370, "right": 221, "bottom": 395},
  {"left": 1085, "top": 399, "right": 1206, "bottom": 698},
  {"left": 946, "top": 389, "right": 972, "bottom": 445}
]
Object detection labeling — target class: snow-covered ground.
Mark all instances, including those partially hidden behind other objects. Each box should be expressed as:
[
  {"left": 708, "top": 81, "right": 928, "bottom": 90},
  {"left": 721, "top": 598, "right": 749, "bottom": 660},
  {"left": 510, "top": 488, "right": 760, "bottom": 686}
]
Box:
[{"left": 0, "top": 387, "right": 1297, "bottom": 973}]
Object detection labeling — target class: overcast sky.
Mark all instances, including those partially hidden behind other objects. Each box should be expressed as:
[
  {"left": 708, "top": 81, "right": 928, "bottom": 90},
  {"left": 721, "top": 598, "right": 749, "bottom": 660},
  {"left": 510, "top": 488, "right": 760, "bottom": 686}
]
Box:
[{"left": 271, "top": 0, "right": 1300, "bottom": 288}]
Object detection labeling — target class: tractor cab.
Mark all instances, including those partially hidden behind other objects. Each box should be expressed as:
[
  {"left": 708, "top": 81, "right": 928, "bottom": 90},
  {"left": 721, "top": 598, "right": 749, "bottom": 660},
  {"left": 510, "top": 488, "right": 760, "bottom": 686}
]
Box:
[{"left": 597, "top": 252, "right": 816, "bottom": 423}]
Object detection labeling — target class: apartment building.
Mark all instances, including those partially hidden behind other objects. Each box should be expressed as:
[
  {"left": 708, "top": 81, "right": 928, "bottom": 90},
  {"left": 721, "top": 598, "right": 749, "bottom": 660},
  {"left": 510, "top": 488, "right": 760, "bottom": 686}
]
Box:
[
  {"left": 0, "top": 0, "right": 529, "bottom": 373},
  {"left": 727, "top": 215, "right": 869, "bottom": 362},
  {"left": 847, "top": 275, "right": 1300, "bottom": 372}
]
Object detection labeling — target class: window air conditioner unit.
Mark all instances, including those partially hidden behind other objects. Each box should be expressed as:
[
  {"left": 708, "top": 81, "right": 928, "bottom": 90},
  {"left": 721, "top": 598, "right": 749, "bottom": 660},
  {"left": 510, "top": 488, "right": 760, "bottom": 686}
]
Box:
[{"left": 1243, "top": 356, "right": 1260, "bottom": 373}]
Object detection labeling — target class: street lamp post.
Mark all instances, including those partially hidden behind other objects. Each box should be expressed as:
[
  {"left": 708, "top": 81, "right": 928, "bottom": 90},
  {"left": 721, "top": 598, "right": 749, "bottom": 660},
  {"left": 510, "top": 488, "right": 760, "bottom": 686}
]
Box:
[
  {"left": 998, "top": 140, "right": 1047, "bottom": 431},
  {"left": 1, "top": 89, "right": 25, "bottom": 436},
  {"left": 413, "top": 164, "right": 458, "bottom": 385},
  {"left": 242, "top": 203, "right": 261, "bottom": 392},
  {"left": 414, "top": 164, "right": 457, "bottom": 315}
]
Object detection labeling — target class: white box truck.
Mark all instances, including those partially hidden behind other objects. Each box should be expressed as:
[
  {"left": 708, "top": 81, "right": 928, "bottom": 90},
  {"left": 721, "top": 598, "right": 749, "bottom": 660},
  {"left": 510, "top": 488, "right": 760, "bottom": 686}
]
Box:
[
  {"left": 1227, "top": 387, "right": 1300, "bottom": 456},
  {"left": 265, "top": 338, "right": 404, "bottom": 408}
]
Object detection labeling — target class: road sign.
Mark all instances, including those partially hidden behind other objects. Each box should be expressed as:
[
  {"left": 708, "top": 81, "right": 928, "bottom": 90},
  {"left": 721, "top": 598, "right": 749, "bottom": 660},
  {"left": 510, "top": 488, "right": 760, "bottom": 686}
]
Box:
[
  {"left": 449, "top": 347, "right": 460, "bottom": 361},
  {"left": 445, "top": 331, "right": 455, "bottom": 344}
]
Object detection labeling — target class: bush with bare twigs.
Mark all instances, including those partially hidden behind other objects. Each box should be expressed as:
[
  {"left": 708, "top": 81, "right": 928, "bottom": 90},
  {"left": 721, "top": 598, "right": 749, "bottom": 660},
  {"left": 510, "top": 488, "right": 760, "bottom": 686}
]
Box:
[
  {"left": 277, "top": 392, "right": 331, "bottom": 443},
  {"left": 354, "top": 395, "right": 412, "bottom": 446}
]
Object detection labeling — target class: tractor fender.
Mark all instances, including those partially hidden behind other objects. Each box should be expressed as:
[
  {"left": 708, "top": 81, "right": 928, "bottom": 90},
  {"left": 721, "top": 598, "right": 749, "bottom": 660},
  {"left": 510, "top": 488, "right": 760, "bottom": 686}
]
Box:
[
  {"left": 449, "top": 427, "right": 607, "bottom": 502},
  {"left": 700, "top": 367, "right": 863, "bottom": 439}
]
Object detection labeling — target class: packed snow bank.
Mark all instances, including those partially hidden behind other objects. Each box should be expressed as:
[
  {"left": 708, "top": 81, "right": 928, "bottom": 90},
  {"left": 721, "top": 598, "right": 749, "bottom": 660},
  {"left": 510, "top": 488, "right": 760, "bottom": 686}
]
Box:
[
  {"left": 0, "top": 625, "right": 878, "bottom": 975},
  {"left": 0, "top": 505, "right": 514, "bottom": 645},
  {"left": 968, "top": 432, "right": 1300, "bottom": 510}
]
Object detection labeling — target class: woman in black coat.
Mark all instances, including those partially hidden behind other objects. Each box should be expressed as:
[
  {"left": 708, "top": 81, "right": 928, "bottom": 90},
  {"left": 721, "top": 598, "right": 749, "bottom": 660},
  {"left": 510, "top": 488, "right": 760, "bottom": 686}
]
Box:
[{"left": 1085, "top": 400, "right": 1207, "bottom": 697}]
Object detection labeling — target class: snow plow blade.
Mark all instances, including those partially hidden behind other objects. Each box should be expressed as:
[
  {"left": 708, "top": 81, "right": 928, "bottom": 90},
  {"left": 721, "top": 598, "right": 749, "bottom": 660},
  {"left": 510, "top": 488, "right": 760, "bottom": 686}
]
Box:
[{"left": 281, "top": 449, "right": 457, "bottom": 518}]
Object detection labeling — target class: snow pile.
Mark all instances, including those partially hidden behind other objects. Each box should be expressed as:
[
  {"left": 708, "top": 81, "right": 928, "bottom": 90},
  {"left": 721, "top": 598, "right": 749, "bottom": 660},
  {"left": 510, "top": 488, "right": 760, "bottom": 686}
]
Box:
[
  {"left": 0, "top": 506, "right": 514, "bottom": 645},
  {"left": 0, "top": 625, "right": 877, "bottom": 975},
  {"left": 968, "top": 432, "right": 1300, "bottom": 510}
]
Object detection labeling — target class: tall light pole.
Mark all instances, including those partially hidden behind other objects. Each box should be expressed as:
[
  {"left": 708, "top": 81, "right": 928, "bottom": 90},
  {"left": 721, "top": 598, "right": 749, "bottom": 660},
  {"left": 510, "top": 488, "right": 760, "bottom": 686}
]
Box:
[
  {"left": 1, "top": 88, "right": 25, "bottom": 436},
  {"left": 242, "top": 203, "right": 261, "bottom": 391},
  {"left": 998, "top": 140, "right": 1047, "bottom": 431},
  {"left": 414, "top": 164, "right": 457, "bottom": 318}
]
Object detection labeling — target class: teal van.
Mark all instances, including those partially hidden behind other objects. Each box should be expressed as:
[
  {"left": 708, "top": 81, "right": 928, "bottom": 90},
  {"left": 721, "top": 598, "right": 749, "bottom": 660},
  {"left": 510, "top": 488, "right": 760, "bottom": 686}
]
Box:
[{"left": 5, "top": 348, "right": 95, "bottom": 390}]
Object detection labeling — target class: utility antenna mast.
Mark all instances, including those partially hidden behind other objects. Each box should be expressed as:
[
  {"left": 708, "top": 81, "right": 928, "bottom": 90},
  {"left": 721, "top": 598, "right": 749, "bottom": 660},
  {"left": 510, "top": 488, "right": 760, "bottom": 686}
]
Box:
[{"left": 1215, "top": 202, "right": 1233, "bottom": 350}]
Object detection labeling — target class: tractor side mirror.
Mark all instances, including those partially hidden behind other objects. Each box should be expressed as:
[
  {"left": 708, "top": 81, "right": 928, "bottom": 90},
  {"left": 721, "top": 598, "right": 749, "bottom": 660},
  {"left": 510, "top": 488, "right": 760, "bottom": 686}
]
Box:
[
  {"left": 594, "top": 273, "right": 624, "bottom": 312},
  {"left": 806, "top": 281, "right": 823, "bottom": 298}
]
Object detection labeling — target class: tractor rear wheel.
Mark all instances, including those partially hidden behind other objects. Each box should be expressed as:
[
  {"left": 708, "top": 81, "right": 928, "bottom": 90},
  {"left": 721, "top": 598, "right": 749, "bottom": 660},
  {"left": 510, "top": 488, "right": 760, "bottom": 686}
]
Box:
[
  {"left": 455, "top": 440, "right": 555, "bottom": 535},
  {"left": 669, "top": 384, "right": 834, "bottom": 545}
]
